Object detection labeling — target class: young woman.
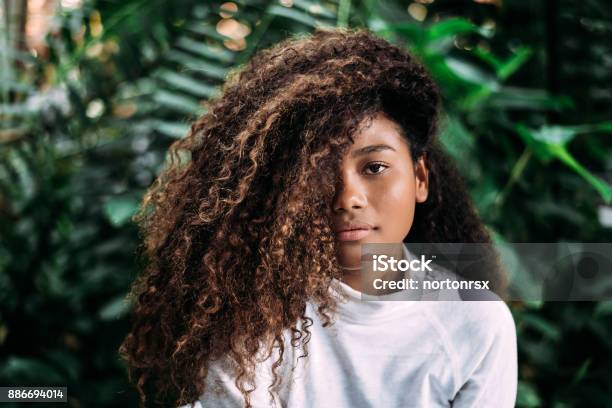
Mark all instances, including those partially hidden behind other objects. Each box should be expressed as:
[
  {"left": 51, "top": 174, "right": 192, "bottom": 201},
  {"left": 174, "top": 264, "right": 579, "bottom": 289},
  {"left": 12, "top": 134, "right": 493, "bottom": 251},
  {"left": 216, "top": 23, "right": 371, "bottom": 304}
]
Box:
[{"left": 119, "top": 28, "right": 517, "bottom": 408}]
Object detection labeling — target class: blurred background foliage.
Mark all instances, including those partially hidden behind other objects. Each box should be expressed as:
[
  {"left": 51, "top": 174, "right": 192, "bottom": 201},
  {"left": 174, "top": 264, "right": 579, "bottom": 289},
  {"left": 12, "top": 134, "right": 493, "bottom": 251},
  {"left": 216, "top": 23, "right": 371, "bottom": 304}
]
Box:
[{"left": 1, "top": 0, "right": 612, "bottom": 406}]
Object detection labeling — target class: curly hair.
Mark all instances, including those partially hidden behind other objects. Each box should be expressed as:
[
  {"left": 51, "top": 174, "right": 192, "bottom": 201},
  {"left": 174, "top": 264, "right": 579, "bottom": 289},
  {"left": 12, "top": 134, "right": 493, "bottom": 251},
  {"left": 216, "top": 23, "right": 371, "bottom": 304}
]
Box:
[{"left": 119, "top": 27, "right": 508, "bottom": 407}]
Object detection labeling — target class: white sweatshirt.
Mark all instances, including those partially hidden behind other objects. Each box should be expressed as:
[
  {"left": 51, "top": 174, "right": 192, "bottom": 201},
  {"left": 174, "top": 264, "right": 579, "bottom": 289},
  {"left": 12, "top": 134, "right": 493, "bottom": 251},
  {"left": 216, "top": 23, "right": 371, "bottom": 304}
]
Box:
[{"left": 181, "top": 274, "right": 518, "bottom": 408}]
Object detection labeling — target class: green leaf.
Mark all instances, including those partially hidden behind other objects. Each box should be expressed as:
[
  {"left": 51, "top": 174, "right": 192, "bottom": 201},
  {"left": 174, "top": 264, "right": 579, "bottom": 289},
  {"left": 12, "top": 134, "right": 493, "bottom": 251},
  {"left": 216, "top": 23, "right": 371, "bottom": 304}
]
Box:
[
  {"left": 0, "top": 47, "right": 37, "bottom": 64},
  {"left": 46, "top": 349, "right": 82, "bottom": 382},
  {"left": 155, "top": 69, "right": 219, "bottom": 99},
  {"left": 0, "top": 357, "right": 66, "bottom": 384},
  {"left": 438, "top": 114, "right": 478, "bottom": 173},
  {"left": 523, "top": 300, "right": 544, "bottom": 310},
  {"left": 531, "top": 125, "right": 577, "bottom": 146},
  {"left": 0, "top": 80, "right": 35, "bottom": 93},
  {"left": 497, "top": 47, "right": 532, "bottom": 80},
  {"left": 185, "top": 22, "right": 232, "bottom": 41},
  {"left": 488, "top": 87, "right": 573, "bottom": 111},
  {"left": 155, "top": 120, "right": 191, "bottom": 139},
  {"left": 521, "top": 314, "right": 561, "bottom": 341},
  {"left": 569, "top": 121, "right": 612, "bottom": 135},
  {"left": 99, "top": 295, "right": 131, "bottom": 320},
  {"left": 7, "top": 148, "right": 35, "bottom": 202},
  {"left": 571, "top": 358, "right": 592, "bottom": 384},
  {"left": 552, "top": 145, "right": 612, "bottom": 204},
  {"left": 496, "top": 243, "right": 542, "bottom": 300},
  {"left": 0, "top": 102, "right": 37, "bottom": 116},
  {"left": 373, "top": 22, "right": 425, "bottom": 49},
  {"left": 175, "top": 36, "right": 235, "bottom": 63},
  {"left": 472, "top": 46, "right": 532, "bottom": 80},
  {"left": 594, "top": 301, "right": 612, "bottom": 317},
  {"left": 368, "top": 15, "right": 392, "bottom": 32},
  {"left": 103, "top": 197, "right": 139, "bottom": 227},
  {"left": 444, "top": 57, "right": 499, "bottom": 107},
  {"left": 524, "top": 198, "right": 587, "bottom": 226},
  {"left": 515, "top": 124, "right": 556, "bottom": 162},
  {"left": 516, "top": 124, "right": 612, "bottom": 203},
  {"left": 153, "top": 89, "right": 203, "bottom": 115},
  {"left": 268, "top": 5, "right": 328, "bottom": 28},
  {"left": 133, "top": 119, "right": 191, "bottom": 139},
  {"left": 293, "top": 0, "right": 336, "bottom": 19},
  {"left": 165, "top": 50, "right": 229, "bottom": 80},
  {"left": 516, "top": 381, "right": 541, "bottom": 408},
  {"left": 337, "top": 0, "right": 351, "bottom": 27},
  {"left": 426, "top": 18, "right": 492, "bottom": 43},
  {"left": 445, "top": 57, "right": 499, "bottom": 89}
]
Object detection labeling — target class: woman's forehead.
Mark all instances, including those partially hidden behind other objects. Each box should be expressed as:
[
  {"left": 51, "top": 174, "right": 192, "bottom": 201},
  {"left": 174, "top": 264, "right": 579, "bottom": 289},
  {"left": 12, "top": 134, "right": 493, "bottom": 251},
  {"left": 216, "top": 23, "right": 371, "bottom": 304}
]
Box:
[{"left": 347, "top": 112, "right": 409, "bottom": 152}]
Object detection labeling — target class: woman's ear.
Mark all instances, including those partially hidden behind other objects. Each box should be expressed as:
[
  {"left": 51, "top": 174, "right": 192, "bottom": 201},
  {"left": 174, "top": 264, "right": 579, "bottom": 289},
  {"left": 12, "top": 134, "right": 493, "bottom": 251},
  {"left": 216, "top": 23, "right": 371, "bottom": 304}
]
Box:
[{"left": 414, "top": 154, "right": 429, "bottom": 203}]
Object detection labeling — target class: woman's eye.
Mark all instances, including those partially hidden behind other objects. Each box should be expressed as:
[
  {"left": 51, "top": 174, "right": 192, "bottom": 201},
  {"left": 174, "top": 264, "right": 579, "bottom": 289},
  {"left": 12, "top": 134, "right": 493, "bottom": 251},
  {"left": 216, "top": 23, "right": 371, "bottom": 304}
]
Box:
[{"left": 364, "top": 162, "right": 388, "bottom": 175}]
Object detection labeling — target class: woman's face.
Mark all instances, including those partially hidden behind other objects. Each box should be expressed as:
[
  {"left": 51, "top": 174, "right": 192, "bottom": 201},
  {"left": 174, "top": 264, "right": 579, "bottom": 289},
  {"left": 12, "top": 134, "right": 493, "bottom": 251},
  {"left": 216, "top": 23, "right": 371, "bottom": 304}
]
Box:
[{"left": 331, "top": 112, "right": 429, "bottom": 270}]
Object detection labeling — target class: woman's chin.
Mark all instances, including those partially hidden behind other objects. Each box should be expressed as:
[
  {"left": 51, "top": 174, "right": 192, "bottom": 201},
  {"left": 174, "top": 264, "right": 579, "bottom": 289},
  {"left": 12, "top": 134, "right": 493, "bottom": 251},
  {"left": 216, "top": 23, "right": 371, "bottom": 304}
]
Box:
[{"left": 335, "top": 253, "right": 362, "bottom": 270}]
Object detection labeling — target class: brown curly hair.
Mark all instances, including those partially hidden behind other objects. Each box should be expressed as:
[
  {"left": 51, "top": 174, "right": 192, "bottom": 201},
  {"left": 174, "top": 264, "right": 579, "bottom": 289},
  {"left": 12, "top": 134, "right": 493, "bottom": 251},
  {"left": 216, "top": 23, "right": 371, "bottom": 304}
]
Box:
[{"left": 119, "top": 27, "right": 508, "bottom": 407}]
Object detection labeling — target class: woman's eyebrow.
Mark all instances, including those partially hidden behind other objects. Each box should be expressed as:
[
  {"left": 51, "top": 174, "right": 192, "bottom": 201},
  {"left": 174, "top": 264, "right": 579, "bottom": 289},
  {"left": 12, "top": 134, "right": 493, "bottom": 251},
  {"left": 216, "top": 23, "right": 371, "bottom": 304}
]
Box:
[{"left": 351, "top": 144, "right": 396, "bottom": 157}]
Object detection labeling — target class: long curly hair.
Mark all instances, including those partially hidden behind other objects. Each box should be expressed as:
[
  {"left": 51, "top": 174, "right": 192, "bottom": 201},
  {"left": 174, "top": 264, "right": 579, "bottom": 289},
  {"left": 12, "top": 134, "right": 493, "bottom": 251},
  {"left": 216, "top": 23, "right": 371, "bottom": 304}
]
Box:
[{"left": 119, "top": 27, "right": 508, "bottom": 407}]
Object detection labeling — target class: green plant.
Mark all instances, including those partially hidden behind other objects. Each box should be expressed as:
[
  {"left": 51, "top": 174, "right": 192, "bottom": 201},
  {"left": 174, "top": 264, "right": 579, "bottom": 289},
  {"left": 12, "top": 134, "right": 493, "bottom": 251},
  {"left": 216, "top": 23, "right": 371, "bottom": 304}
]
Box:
[{"left": 1, "top": 0, "right": 611, "bottom": 406}]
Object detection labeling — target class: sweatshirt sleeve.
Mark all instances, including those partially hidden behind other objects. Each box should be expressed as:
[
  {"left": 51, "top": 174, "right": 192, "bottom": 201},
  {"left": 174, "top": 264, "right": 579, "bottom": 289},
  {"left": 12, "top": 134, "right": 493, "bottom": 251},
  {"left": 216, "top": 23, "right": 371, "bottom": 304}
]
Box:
[{"left": 449, "top": 301, "right": 518, "bottom": 408}]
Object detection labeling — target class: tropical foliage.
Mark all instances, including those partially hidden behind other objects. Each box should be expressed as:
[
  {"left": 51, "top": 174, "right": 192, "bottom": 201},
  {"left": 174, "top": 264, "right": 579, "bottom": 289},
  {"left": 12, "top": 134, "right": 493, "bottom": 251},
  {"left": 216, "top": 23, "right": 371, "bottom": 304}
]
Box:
[{"left": 1, "top": 0, "right": 611, "bottom": 406}]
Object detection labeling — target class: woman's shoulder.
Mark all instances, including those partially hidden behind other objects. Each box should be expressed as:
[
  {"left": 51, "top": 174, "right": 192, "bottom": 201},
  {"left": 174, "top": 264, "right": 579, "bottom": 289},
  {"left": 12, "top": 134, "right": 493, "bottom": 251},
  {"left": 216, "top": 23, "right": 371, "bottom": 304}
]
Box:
[
  {"left": 421, "top": 295, "right": 516, "bottom": 342},
  {"left": 417, "top": 296, "right": 517, "bottom": 394},
  {"left": 416, "top": 264, "right": 516, "bottom": 352}
]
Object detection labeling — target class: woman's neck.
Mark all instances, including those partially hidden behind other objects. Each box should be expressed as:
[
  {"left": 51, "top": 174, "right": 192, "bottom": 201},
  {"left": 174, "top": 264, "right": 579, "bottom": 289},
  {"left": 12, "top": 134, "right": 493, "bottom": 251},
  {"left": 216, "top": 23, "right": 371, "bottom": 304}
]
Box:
[{"left": 341, "top": 272, "right": 363, "bottom": 293}]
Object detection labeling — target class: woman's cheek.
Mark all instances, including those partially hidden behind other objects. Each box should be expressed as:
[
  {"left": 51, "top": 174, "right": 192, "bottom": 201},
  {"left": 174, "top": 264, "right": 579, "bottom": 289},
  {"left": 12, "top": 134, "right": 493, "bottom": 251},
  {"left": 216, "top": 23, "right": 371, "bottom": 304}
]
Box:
[{"left": 377, "top": 178, "right": 416, "bottom": 241}]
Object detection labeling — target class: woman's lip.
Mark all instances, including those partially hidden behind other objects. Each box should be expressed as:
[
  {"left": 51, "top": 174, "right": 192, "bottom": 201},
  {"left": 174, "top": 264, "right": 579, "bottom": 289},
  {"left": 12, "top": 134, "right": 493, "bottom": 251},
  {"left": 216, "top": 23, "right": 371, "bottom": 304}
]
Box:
[{"left": 335, "top": 228, "right": 371, "bottom": 241}]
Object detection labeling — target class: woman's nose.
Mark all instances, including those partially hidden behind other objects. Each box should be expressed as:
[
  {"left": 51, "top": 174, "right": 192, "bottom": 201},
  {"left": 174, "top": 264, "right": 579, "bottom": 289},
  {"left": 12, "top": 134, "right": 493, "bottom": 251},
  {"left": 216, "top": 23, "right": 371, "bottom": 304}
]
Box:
[{"left": 332, "top": 174, "right": 368, "bottom": 213}]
